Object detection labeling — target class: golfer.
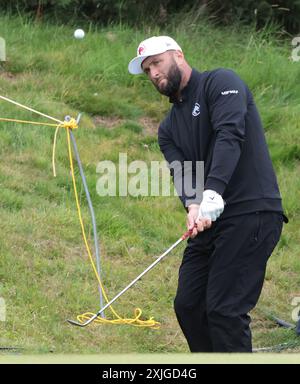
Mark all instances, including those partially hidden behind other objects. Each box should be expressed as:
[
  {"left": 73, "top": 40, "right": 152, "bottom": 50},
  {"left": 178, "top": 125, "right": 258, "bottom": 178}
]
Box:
[{"left": 128, "top": 36, "right": 288, "bottom": 352}]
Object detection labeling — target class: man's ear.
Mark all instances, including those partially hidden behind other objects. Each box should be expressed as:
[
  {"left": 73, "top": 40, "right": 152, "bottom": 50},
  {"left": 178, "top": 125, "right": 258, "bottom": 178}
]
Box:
[
  {"left": 174, "top": 50, "right": 184, "bottom": 64},
  {"left": 176, "top": 50, "right": 184, "bottom": 58}
]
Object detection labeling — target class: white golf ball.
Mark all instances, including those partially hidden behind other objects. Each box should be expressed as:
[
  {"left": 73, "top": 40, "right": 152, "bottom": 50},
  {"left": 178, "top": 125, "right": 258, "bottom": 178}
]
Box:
[{"left": 74, "top": 29, "right": 85, "bottom": 39}]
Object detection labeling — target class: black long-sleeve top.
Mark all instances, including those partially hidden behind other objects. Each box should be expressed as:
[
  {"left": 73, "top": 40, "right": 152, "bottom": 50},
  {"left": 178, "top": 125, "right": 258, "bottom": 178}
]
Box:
[{"left": 158, "top": 68, "right": 285, "bottom": 220}]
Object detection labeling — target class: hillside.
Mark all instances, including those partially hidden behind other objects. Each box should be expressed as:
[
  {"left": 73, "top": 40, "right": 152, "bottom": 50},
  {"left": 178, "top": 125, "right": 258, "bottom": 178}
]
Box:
[{"left": 0, "top": 15, "right": 299, "bottom": 354}]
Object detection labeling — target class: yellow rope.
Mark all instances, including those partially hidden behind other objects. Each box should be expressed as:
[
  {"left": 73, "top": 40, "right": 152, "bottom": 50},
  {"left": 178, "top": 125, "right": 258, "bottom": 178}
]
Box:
[
  {"left": 0, "top": 116, "right": 78, "bottom": 130},
  {"left": 0, "top": 116, "right": 78, "bottom": 176},
  {"left": 0, "top": 94, "right": 62, "bottom": 124},
  {"left": 0, "top": 117, "right": 59, "bottom": 127},
  {"left": 0, "top": 95, "right": 160, "bottom": 329},
  {"left": 66, "top": 128, "right": 160, "bottom": 328},
  {"left": 52, "top": 118, "right": 78, "bottom": 177},
  {"left": 76, "top": 308, "right": 160, "bottom": 328}
]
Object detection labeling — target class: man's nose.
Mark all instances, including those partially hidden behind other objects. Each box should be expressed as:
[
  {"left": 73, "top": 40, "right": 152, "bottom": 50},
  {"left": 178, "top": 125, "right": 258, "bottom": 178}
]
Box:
[{"left": 150, "top": 67, "right": 159, "bottom": 80}]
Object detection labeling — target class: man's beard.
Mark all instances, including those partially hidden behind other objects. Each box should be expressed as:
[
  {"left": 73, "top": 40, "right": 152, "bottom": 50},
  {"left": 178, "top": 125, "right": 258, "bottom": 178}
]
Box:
[{"left": 154, "top": 63, "right": 182, "bottom": 97}]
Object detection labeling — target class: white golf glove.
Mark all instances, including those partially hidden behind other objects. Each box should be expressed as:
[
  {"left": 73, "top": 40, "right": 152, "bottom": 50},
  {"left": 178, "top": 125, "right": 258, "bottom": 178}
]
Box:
[{"left": 197, "top": 190, "right": 224, "bottom": 222}]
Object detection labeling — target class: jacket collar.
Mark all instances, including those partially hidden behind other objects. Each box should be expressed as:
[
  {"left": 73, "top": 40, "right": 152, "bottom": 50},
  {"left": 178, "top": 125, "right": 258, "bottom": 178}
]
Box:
[{"left": 169, "top": 68, "right": 200, "bottom": 104}]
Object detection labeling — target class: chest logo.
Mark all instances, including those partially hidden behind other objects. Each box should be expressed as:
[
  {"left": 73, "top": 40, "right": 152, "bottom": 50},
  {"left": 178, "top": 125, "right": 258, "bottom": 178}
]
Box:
[{"left": 192, "top": 102, "right": 201, "bottom": 117}]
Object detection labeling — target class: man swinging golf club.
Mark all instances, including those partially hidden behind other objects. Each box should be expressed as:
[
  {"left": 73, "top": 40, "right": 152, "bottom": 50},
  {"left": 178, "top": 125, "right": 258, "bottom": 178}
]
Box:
[{"left": 128, "top": 36, "right": 288, "bottom": 352}]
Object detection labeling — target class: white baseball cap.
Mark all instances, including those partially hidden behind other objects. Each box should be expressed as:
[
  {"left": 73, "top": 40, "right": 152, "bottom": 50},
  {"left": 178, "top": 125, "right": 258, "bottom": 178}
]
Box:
[{"left": 128, "top": 36, "right": 182, "bottom": 75}]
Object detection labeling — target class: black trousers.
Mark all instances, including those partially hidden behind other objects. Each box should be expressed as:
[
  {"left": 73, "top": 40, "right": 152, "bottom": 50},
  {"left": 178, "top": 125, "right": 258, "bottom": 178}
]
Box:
[{"left": 174, "top": 211, "right": 284, "bottom": 352}]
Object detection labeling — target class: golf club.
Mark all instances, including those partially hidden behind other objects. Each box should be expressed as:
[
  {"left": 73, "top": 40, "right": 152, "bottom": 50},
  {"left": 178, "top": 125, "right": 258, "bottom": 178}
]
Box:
[{"left": 67, "top": 226, "right": 195, "bottom": 327}]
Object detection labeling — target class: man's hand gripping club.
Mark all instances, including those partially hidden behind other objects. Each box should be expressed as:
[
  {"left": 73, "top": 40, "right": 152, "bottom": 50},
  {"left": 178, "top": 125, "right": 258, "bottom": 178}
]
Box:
[{"left": 187, "top": 190, "right": 225, "bottom": 238}]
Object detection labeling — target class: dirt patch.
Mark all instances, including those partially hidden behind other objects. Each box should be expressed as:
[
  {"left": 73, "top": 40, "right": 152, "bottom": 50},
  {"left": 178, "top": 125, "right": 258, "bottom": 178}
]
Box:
[
  {"left": 93, "top": 115, "right": 159, "bottom": 136},
  {"left": 93, "top": 115, "right": 123, "bottom": 129},
  {"left": 0, "top": 71, "right": 19, "bottom": 83},
  {"left": 138, "top": 117, "right": 159, "bottom": 136}
]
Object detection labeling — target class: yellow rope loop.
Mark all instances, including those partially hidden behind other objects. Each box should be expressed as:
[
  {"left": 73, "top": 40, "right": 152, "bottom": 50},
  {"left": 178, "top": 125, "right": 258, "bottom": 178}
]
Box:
[
  {"left": 52, "top": 117, "right": 78, "bottom": 176},
  {"left": 76, "top": 308, "right": 161, "bottom": 329}
]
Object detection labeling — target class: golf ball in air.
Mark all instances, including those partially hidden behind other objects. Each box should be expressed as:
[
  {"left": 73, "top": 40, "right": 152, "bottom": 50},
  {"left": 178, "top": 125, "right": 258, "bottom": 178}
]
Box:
[{"left": 74, "top": 29, "right": 85, "bottom": 39}]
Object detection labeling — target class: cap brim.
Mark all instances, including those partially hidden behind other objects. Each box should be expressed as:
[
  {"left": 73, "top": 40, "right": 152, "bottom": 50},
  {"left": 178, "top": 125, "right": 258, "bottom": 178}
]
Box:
[{"left": 128, "top": 55, "right": 148, "bottom": 75}]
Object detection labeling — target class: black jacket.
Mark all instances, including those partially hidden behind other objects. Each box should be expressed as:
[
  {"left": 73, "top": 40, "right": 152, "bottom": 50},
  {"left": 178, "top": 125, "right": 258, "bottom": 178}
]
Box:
[{"left": 158, "top": 68, "right": 286, "bottom": 220}]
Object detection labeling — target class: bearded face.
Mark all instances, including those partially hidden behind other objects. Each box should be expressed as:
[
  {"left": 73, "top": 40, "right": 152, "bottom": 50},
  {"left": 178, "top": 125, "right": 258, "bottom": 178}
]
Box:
[{"left": 153, "top": 60, "right": 182, "bottom": 98}]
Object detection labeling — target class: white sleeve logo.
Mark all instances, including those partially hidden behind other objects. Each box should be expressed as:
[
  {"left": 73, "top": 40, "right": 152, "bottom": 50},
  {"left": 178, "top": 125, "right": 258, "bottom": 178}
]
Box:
[{"left": 221, "top": 90, "right": 239, "bottom": 95}]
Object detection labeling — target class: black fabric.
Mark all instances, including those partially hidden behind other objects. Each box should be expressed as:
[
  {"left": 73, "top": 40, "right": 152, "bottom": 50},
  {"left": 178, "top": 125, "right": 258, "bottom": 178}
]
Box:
[
  {"left": 174, "top": 211, "right": 284, "bottom": 352},
  {"left": 297, "top": 313, "right": 300, "bottom": 335},
  {"left": 158, "top": 68, "right": 287, "bottom": 221}
]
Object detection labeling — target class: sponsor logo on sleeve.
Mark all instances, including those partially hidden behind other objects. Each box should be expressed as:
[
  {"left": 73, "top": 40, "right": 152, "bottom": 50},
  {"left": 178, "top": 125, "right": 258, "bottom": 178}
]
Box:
[{"left": 221, "top": 90, "right": 239, "bottom": 95}]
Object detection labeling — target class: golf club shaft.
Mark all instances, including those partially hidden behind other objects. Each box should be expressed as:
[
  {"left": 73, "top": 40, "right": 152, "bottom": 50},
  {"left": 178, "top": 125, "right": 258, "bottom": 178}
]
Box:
[
  {"left": 94, "top": 237, "right": 184, "bottom": 315},
  {"left": 68, "top": 228, "right": 193, "bottom": 326}
]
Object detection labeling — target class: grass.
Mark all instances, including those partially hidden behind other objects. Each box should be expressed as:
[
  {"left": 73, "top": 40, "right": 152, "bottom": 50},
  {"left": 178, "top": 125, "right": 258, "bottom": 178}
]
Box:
[{"left": 0, "top": 14, "right": 299, "bottom": 355}]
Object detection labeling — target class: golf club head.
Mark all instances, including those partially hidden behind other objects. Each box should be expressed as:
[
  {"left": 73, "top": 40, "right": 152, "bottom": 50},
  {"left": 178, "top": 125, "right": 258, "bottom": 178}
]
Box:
[
  {"left": 67, "top": 312, "right": 100, "bottom": 327},
  {"left": 67, "top": 319, "right": 88, "bottom": 327}
]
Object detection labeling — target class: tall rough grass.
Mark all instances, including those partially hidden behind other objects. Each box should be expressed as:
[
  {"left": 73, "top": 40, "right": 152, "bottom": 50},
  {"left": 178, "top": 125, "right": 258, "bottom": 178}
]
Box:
[{"left": 0, "top": 14, "right": 299, "bottom": 354}]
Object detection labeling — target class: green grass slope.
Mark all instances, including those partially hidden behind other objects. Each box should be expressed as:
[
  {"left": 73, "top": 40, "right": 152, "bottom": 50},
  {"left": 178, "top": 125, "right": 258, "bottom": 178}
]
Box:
[{"left": 0, "top": 15, "right": 299, "bottom": 354}]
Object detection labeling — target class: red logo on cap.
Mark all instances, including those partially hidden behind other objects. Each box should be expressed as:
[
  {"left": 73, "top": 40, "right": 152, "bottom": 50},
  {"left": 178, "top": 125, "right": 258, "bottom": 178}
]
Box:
[{"left": 138, "top": 45, "right": 145, "bottom": 55}]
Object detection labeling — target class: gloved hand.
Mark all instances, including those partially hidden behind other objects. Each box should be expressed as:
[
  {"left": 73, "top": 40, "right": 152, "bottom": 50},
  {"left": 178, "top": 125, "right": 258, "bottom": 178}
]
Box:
[{"left": 197, "top": 189, "right": 224, "bottom": 222}]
